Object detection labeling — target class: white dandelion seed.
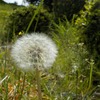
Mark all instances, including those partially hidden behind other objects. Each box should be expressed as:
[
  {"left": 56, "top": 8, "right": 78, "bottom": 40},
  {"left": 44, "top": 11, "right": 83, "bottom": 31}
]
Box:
[{"left": 11, "top": 33, "right": 58, "bottom": 71}]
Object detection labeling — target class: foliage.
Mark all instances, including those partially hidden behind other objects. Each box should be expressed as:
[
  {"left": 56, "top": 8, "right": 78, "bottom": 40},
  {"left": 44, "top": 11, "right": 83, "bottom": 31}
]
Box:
[
  {"left": 0, "top": 19, "right": 97, "bottom": 99},
  {"left": 0, "top": 2, "right": 20, "bottom": 43},
  {"left": 0, "top": 0, "right": 6, "bottom": 4},
  {"left": 26, "top": 0, "right": 39, "bottom": 4},
  {"left": 50, "top": 20, "right": 95, "bottom": 99},
  {"left": 52, "top": 20, "right": 89, "bottom": 74},
  {"left": 26, "top": 0, "right": 85, "bottom": 20},
  {"left": 83, "top": 0, "right": 100, "bottom": 66},
  {"left": 26, "top": 0, "right": 53, "bottom": 11},
  {"left": 52, "top": 0, "right": 85, "bottom": 21},
  {"left": 84, "top": 1, "right": 100, "bottom": 85},
  {"left": 4, "top": 5, "right": 52, "bottom": 42},
  {"left": 75, "top": 0, "right": 100, "bottom": 85},
  {"left": 0, "top": 0, "right": 100, "bottom": 99}
]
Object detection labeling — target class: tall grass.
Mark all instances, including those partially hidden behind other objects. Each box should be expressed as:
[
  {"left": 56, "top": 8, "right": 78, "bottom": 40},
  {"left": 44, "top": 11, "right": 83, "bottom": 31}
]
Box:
[
  {"left": 25, "top": 0, "right": 44, "bottom": 33},
  {"left": 50, "top": 20, "right": 94, "bottom": 99}
]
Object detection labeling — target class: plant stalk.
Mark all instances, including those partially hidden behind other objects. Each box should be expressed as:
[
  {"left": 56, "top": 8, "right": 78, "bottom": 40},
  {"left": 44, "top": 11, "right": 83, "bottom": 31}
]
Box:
[{"left": 36, "top": 68, "right": 42, "bottom": 100}]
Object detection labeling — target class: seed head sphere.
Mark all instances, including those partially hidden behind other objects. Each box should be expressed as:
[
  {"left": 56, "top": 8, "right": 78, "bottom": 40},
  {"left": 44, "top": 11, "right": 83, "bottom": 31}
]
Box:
[{"left": 11, "top": 33, "right": 58, "bottom": 71}]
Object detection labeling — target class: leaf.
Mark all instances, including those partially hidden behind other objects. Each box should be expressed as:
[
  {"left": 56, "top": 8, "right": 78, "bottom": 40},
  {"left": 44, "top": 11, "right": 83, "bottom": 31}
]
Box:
[{"left": 0, "top": 51, "right": 5, "bottom": 59}]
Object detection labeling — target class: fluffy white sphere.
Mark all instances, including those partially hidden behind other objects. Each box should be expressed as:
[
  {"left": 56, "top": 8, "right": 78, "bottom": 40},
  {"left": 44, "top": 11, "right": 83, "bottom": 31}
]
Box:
[{"left": 11, "top": 33, "right": 58, "bottom": 71}]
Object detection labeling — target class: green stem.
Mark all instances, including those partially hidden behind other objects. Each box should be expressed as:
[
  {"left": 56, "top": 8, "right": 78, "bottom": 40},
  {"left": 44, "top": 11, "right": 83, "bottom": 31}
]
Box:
[
  {"left": 88, "top": 61, "right": 93, "bottom": 89},
  {"left": 36, "top": 68, "right": 42, "bottom": 100},
  {"left": 19, "top": 72, "right": 26, "bottom": 99},
  {"left": 25, "top": 0, "right": 44, "bottom": 33}
]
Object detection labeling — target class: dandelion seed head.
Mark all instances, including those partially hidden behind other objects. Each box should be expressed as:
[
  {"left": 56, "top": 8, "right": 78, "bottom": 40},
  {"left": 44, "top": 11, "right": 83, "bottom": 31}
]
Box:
[{"left": 11, "top": 33, "right": 58, "bottom": 71}]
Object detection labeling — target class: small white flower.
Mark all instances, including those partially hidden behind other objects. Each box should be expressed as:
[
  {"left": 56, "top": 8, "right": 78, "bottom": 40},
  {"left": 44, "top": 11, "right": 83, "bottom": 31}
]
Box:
[
  {"left": 11, "top": 33, "right": 58, "bottom": 71},
  {"left": 72, "top": 64, "right": 78, "bottom": 73}
]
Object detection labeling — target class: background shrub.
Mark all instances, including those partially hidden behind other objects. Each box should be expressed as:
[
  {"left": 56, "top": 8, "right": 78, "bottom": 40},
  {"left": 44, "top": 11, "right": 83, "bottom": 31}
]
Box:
[
  {"left": 25, "top": 0, "right": 85, "bottom": 21},
  {"left": 75, "top": 0, "right": 100, "bottom": 85},
  {"left": 4, "top": 5, "right": 52, "bottom": 42},
  {"left": 53, "top": 0, "right": 85, "bottom": 20},
  {"left": 83, "top": 1, "right": 100, "bottom": 85}
]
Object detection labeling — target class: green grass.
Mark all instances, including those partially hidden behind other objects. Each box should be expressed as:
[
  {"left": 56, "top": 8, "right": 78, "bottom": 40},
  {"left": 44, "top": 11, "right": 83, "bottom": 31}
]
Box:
[{"left": 0, "top": 20, "right": 96, "bottom": 100}]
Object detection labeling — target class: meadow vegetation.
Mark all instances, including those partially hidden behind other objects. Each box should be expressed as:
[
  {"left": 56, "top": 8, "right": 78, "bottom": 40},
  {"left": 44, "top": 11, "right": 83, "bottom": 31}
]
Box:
[
  {"left": 0, "top": 1, "right": 20, "bottom": 43},
  {"left": 0, "top": 0, "right": 100, "bottom": 99}
]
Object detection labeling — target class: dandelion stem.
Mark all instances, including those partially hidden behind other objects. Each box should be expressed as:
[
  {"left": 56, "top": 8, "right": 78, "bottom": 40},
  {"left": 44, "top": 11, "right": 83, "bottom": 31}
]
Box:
[
  {"left": 36, "top": 68, "right": 42, "bottom": 100},
  {"left": 19, "top": 73, "right": 26, "bottom": 99}
]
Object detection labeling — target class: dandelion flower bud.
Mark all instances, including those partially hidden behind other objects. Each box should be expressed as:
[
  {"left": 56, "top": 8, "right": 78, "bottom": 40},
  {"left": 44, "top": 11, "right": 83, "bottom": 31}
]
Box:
[{"left": 11, "top": 33, "right": 58, "bottom": 71}]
